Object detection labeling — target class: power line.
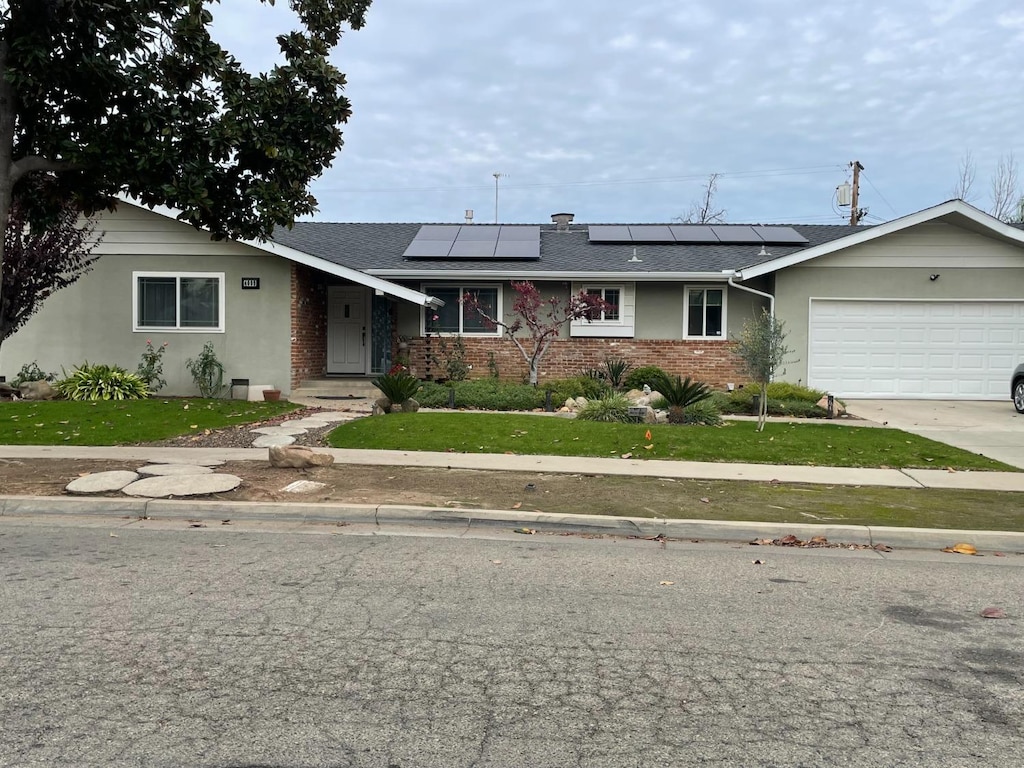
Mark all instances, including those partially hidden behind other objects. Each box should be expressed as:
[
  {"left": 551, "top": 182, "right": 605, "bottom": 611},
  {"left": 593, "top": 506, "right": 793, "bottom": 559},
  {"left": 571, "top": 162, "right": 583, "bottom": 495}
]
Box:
[
  {"left": 860, "top": 171, "right": 899, "bottom": 216},
  {"left": 319, "top": 164, "right": 844, "bottom": 194}
]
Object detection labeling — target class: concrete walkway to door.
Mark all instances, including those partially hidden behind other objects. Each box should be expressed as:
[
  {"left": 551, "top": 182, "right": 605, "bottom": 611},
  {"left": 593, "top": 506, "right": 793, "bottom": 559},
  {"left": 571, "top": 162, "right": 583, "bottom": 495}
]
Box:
[{"left": 848, "top": 400, "right": 1024, "bottom": 470}]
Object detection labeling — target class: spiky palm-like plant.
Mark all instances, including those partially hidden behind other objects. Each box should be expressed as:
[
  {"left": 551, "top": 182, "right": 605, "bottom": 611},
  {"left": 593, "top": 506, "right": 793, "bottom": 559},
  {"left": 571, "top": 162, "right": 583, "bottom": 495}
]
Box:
[{"left": 651, "top": 373, "right": 713, "bottom": 424}]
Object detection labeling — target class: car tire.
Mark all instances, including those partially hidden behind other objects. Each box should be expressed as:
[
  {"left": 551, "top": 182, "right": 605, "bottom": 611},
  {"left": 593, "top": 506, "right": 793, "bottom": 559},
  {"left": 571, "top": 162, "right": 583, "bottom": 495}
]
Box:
[{"left": 1015, "top": 378, "right": 1024, "bottom": 414}]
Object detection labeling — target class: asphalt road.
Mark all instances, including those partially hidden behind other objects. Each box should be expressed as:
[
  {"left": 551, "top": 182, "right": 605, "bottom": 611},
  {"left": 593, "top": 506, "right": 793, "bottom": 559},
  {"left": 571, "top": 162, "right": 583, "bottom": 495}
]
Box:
[{"left": 1, "top": 516, "right": 1023, "bottom": 767}]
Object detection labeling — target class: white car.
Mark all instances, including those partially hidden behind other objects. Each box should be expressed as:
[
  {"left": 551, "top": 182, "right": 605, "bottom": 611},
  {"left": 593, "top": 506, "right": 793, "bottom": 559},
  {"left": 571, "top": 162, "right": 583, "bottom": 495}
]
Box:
[{"left": 1014, "top": 363, "right": 1024, "bottom": 414}]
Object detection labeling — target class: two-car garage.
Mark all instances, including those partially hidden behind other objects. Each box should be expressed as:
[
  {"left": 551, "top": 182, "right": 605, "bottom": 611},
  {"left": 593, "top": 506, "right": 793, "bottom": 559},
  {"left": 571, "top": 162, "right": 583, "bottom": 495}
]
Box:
[{"left": 807, "top": 299, "right": 1024, "bottom": 400}]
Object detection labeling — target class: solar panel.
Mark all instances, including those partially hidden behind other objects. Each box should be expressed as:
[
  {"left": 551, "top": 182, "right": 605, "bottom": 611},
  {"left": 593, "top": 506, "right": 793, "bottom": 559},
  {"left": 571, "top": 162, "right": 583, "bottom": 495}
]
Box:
[
  {"left": 448, "top": 238, "right": 497, "bottom": 258},
  {"left": 669, "top": 225, "right": 720, "bottom": 243},
  {"left": 454, "top": 225, "right": 500, "bottom": 242},
  {"left": 628, "top": 226, "right": 675, "bottom": 242},
  {"left": 403, "top": 239, "right": 454, "bottom": 258},
  {"left": 752, "top": 226, "right": 809, "bottom": 245},
  {"left": 588, "top": 225, "right": 631, "bottom": 242},
  {"left": 710, "top": 226, "right": 762, "bottom": 244},
  {"left": 493, "top": 240, "right": 541, "bottom": 259},
  {"left": 498, "top": 225, "right": 540, "bottom": 241},
  {"left": 415, "top": 225, "right": 462, "bottom": 240}
]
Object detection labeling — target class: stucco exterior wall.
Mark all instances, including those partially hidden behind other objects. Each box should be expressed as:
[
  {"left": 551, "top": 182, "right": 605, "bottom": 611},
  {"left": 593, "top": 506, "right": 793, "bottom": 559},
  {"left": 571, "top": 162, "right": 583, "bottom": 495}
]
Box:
[
  {"left": 773, "top": 222, "right": 1024, "bottom": 385},
  {"left": 2, "top": 204, "right": 295, "bottom": 396}
]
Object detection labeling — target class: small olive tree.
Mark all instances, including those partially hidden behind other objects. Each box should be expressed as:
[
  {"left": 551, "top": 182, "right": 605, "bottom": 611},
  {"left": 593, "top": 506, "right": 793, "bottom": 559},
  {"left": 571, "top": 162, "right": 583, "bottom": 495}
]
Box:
[
  {"left": 733, "top": 308, "right": 794, "bottom": 432},
  {"left": 464, "top": 281, "right": 609, "bottom": 386}
]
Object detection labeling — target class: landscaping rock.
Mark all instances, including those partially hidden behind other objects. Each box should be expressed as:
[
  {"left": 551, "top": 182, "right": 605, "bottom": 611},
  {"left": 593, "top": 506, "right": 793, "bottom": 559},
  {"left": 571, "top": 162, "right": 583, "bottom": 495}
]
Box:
[
  {"left": 66, "top": 470, "right": 140, "bottom": 494},
  {"left": 268, "top": 445, "right": 335, "bottom": 469},
  {"left": 0, "top": 382, "right": 19, "bottom": 399},
  {"left": 281, "top": 480, "right": 328, "bottom": 493},
  {"left": 401, "top": 397, "right": 420, "bottom": 413},
  {"left": 817, "top": 395, "right": 847, "bottom": 416},
  {"left": 19, "top": 380, "right": 57, "bottom": 400},
  {"left": 122, "top": 474, "right": 242, "bottom": 498},
  {"left": 137, "top": 464, "right": 214, "bottom": 477},
  {"left": 374, "top": 397, "right": 393, "bottom": 415}
]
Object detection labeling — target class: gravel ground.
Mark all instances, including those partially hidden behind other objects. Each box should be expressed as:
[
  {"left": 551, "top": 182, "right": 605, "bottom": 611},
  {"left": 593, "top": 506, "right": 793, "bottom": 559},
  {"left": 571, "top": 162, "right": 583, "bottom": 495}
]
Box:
[{"left": 137, "top": 405, "right": 365, "bottom": 450}]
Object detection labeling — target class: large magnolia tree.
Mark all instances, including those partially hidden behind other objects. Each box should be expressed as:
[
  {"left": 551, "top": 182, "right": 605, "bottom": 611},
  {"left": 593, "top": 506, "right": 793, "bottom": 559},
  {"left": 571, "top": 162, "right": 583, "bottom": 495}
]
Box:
[{"left": 0, "top": 0, "right": 371, "bottom": 354}]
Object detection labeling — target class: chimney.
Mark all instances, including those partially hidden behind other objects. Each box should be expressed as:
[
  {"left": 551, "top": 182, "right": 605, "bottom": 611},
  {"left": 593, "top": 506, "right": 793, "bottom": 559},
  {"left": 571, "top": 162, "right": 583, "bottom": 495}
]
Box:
[{"left": 551, "top": 212, "right": 575, "bottom": 231}]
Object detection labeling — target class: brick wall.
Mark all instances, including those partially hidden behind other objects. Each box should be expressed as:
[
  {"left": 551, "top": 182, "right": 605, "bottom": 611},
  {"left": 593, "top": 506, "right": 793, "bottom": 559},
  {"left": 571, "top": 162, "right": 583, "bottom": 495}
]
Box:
[
  {"left": 404, "top": 336, "right": 748, "bottom": 387},
  {"left": 290, "top": 265, "right": 327, "bottom": 389}
]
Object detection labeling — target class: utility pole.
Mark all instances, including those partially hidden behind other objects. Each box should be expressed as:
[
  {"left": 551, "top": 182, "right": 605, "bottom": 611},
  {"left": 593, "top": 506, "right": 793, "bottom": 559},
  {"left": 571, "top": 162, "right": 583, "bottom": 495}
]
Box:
[
  {"left": 849, "top": 161, "right": 865, "bottom": 226},
  {"left": 492, "top": 172, "right": 503, "bottom": 223}
]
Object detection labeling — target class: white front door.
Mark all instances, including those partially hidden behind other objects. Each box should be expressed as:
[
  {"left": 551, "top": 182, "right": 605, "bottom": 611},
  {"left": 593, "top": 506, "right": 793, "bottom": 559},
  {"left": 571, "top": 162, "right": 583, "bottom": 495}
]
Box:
[
  {"left": 808, "top": 299, "right": 1024, "bottom": 399},
  {"left": 327, "top": 286, "right": 367, "bottom": 374}
]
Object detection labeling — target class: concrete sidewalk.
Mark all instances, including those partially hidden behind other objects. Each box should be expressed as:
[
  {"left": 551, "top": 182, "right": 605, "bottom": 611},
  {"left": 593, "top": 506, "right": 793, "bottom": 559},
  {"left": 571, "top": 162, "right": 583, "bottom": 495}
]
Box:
[{"left": 1, "top": 443, "right": 1023, "bottom": 492}]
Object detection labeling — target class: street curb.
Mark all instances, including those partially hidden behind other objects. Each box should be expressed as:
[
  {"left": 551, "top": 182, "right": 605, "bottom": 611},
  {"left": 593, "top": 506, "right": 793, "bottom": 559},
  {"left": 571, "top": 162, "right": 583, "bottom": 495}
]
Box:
[{"left": 4, "top": 495, "right": 1024, "bottom": 552}]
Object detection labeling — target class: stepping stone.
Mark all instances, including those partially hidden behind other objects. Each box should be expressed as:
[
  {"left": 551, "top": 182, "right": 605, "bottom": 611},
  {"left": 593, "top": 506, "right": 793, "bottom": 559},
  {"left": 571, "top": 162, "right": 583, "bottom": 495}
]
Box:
[
  {"left": 250, "top": 426, "right": 307, "bottom": 436},
  {"left": 148, "top": 458, "right": 225, "bottom": 467},
  {"left": 280, "top": 480, "right": 328, "bottom": 493},
  {"left": 138, "top": 464, "right": 214, "bottom": 476},
  {"left": 283, "top": 419, "right": 329, "bottom": 429},
  {"left": 122, "top": 473, "right": 242, "bottom": 498},
  {"left": 252, "top": 434, "right": 295, "bottom": 448},
  {"left": 66, "top": 471, "right": 139, "bottom": 494}
]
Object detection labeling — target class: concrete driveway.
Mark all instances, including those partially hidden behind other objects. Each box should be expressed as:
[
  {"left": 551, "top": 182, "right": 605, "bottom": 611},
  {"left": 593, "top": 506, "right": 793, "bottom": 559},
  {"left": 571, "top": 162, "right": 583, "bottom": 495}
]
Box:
[{"left": 848, "top": 400, "right": 1024, "bottom": 470}]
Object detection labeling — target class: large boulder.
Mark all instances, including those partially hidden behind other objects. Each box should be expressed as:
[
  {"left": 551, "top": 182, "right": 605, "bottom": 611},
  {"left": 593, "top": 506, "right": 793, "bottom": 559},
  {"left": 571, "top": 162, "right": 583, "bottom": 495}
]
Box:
[
  {"left": 268, "top": 445, "right": 336, "bottom": 469},
  {"left": 816, "top": 395, "right": 847, "bottom": 417},
  {"left": 19, "top": 380, "right": 57, "bottom": 400},
  {"left": 0, "top": 382, "right": 18, "bottom": 399},
  {"left": 400, "top": 397, "right": 420, "bottom": 413}
]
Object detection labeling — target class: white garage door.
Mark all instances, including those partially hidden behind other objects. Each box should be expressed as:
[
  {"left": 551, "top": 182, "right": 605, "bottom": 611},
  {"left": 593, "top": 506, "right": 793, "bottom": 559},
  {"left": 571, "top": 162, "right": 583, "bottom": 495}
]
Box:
[{"left": 808, "top": 300, "right": 1024, "bottom": 399}]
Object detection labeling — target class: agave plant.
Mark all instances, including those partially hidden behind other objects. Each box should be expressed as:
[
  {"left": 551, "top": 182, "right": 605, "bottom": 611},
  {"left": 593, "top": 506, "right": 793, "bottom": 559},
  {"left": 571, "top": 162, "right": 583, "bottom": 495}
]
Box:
[
  {"left": 602, "top": 356, "right": 633, "bottom": 389},
  {"left": 371, "top": 371, "right": 422, "bottom": 408},
  {"left": 651, "top": 373, "right": 713, "bottom": 424}
]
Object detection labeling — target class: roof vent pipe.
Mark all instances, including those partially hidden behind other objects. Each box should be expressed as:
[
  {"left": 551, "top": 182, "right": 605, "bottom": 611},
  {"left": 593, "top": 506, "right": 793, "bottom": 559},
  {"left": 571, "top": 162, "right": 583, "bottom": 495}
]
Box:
[
  {"left": 465, "top": 209, "right": 474, "bottom": 224},
  {"left": 551, "top": 212, "right": 575, "bottom": 231}
]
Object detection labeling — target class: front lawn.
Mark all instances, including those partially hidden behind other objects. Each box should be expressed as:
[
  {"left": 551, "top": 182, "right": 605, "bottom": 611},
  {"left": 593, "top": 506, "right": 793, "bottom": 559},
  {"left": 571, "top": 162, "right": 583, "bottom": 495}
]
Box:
[
  {"left": 327, "top": 412, "right": 1016, "bottom": 472},
  {"left": 0, "top": 399, "right": 299, "bottom": 445}
]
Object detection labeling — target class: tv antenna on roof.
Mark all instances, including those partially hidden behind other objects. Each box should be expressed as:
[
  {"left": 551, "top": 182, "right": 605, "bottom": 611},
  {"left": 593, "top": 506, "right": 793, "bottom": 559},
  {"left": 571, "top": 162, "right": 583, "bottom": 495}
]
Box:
[{"left": 493, "top": 172, "right": 505, "bottom": 223}]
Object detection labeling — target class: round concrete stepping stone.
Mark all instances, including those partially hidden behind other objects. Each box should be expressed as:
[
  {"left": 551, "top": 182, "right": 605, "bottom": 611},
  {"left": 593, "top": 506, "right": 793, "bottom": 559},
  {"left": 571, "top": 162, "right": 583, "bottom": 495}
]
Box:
[
  {"left": 66, "top": 471, "right": 140, "bottom": 494},
  {"left": 148, "top": 458, "right": 225, "bottom": 467},
  {"left": 250, "top": 426, "right": 307, "bottom": 436},
  {"left": 138, "top": 464, "right": 215, "bottom": 477},
  {"left": 283, "top": 419, "right": 329, "bottom": 429},
  {"left": 122, "top": 473, "right": 242, "bottom": 498},
  {"left": 252, "top": 434, "right": 296, "bottom": 448}
]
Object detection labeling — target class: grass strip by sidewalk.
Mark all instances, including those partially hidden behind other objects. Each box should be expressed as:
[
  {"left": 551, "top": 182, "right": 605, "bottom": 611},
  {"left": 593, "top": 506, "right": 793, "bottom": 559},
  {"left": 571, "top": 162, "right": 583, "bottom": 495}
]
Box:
[
  {"left": 327, "top": 412, "right": 1016, "bottom": 472},
  {"left": 0, "top": 399, "right": 299, "bottom": 445}
]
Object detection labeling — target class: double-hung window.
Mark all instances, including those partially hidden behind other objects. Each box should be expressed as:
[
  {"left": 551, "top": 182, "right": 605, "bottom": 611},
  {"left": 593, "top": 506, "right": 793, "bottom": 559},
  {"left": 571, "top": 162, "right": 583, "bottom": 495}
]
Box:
[
  {"left": 134, "top": 272, "right": 225, "bottom": 332},
  {"left": 584, "top": 286, "right": 621, "bottom": 322},
  {"left": 423, "top": 284, "right": 500, "bottom": 335},
  {"left": 685, "top": 287, "right": 724, "bottom": 338}
]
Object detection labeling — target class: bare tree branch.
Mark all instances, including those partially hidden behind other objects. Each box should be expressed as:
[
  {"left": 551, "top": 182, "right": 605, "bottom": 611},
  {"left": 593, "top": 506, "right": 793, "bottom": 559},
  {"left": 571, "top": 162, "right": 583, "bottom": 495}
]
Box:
[
  {"left": 677, "top": 173, "right": 726, "bottom": 225},
  {"left": 990, "top": 153, "right": 1021, "bottom": 222},
  {"left": 951, "top": 150, "right": 978, "bottom": 203}
]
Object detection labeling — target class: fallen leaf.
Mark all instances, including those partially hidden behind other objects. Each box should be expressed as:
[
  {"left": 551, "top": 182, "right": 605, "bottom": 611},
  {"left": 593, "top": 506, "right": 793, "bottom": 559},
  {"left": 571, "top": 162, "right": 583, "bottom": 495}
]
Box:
[
  {"left": 942, "top": 542, "right": 978, "bottom": 555},
  {"left": 491, "top": 559, "right": 502, "bottom": 565},
  {"left": 183, "top": 404, "right": 189, "bottom": 409},
  {"left": 643, "top": 444, "right": 654, "bottom": 450},
  {"left": 946, "top": 466, "right": 957, "bottom": 473},
  {"left": 513, "top": 527, "right": 535, "bottom": 535},
  {"left": 189, "top": 424, "right": 198, "bottom": 429},
  {"left": 109, "top": 533, "right": 119, "bottom": 538},
  {"left": 699, "top": 497, "right": 710, "bottom": 504},
  {"left": 511, "top": 502, "right": 523, "bottom": 509},
  {"left": 810, "top": 535, "right": 828, "bottom": 544},
  {"left": 620, "top": 452, "right": 633, "bottom": 459},
  {"left": 981, "top": 607, "right": 1007, "bottom": 619},
  {"left": 659, "top": 581, "right": 675, "bottom": 586}
]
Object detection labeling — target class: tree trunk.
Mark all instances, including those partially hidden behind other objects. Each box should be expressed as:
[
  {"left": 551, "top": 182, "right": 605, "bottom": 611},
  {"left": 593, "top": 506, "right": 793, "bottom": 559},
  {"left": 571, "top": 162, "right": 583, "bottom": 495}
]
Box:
[
  {"left": 757, "top": 382, "right": 768, "bottom": 432},
  {"left": 0, "top": 34, "right": 16, "bottom": 366}
]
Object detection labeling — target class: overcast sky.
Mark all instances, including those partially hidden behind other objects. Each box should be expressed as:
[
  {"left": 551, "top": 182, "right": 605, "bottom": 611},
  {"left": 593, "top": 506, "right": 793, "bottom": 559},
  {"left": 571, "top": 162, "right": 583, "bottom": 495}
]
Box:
[{"left": 214, "top": 0, "right": 1024, "bottom": 225}]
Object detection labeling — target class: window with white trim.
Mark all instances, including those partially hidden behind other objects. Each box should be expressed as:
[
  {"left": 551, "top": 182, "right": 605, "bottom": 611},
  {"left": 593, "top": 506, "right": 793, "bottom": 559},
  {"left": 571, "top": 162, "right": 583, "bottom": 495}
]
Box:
[
  {"left": 584, "top": 285, "right": 622, "bottom": 322},
  {"left": 423, "top": 284, "right": 501, "bottom": 335},
  {"left": 134, "top": 272, "right": 225, "bottom": 332},
  {"left": 685, "top": 287, "right": 725, "bottom": 338}
]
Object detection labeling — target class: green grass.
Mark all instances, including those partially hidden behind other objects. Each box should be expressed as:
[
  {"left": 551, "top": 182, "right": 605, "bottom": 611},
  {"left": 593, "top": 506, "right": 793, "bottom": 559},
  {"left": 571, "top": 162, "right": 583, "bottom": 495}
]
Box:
[
  {"left": 327, "top": 412, "right": 1016, "bottom": 472},
  {"left": 0, "top": 398, "right": 299, "bottom": 445}
]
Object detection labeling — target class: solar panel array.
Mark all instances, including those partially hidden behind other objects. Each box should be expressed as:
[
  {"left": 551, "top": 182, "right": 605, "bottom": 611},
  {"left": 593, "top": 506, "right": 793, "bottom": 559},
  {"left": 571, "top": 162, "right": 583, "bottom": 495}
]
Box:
[
  {"left": 404, "top": 225, "right": 541, "bottom": 260},
  {"left": 588, "top": 224, "right": 808, "bottom": 245}
]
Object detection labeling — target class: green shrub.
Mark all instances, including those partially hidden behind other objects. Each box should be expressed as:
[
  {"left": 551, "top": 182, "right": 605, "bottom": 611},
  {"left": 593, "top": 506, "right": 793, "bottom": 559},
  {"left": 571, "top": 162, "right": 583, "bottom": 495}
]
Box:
[
  {"left": 372, "top": 372, "right": 422, "bottom": 404},
  {"left": 602, "top": 356, "right": 632, "bottom": 389},
  {"left": 623, "top": 365, "right": 667, "bottom": 391},
  {"left": 544, "top": 375, "right": 612, "bottom": 403},
  {"left": 417, "top": 379, "right": 543, "bottom": 411},
  {"left": 650, "top": 373, "right": 713, "bottom": 424},
  {"left": 10, "top": 360, "right": 57, "bottom": 388},
  {"left": 717, "top": 388, "right": 828, "bottom": 418},
  {"left": 576, "top": 393, "right": 632, "bottom": 422},
  {"left": 681, "top": 398, "right": 723, "bottom": 426},
  {"left": 185, "top": 342, "right": 225, "bottom": 398},
  {"left": 765, "top": 382, "right": 825, "bottom": 402},
  {"left": 56, "top": 363, "right": 149, "bottom": 401}
]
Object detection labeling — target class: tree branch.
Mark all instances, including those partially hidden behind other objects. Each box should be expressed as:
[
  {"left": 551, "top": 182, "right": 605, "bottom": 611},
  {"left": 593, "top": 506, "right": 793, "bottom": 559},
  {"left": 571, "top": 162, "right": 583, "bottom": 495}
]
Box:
[{"left": 10, "top": 156, "right": 80, "bottom": 184}]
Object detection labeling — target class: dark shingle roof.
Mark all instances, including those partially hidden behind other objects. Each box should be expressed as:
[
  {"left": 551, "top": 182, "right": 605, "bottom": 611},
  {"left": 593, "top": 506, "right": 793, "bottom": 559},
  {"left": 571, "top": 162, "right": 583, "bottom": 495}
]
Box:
[{"left": 271, "top": 221, "right": 866, "bottom": 276}]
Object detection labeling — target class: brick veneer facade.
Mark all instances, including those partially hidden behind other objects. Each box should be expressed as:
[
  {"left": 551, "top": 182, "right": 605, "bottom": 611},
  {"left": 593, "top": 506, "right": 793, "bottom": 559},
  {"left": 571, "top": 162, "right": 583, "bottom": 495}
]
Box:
[
  {"left": 403, "top": 336, "right": 748, "bottom": 387},
  {"left": 290, "top": 265, "right": 327, "bottom": 389}
]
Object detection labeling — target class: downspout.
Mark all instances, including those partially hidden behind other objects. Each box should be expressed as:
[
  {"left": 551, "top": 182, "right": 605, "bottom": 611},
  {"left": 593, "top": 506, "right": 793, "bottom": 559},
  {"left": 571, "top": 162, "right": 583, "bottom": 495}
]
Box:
[{"left": 724, "top": 271, "right": 774, "bottom": 316}]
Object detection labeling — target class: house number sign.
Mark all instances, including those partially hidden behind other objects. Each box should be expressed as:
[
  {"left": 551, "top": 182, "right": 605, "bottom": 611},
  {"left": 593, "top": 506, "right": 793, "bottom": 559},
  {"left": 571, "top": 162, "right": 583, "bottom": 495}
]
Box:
[{"left": 241, "top": 277, "right": 260, "bottom": 290}]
